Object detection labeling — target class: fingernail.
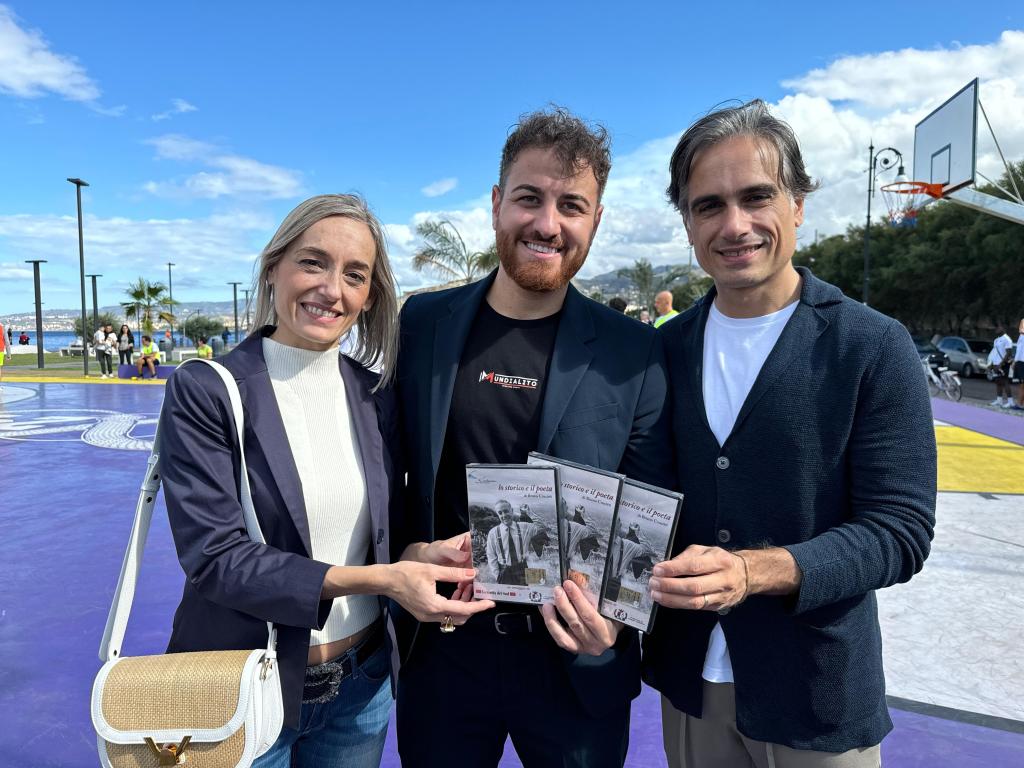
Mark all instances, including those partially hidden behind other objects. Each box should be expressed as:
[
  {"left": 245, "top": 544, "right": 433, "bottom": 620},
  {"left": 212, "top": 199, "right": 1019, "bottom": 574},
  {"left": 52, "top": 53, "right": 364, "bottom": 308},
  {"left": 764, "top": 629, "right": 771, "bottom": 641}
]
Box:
[
  {"left": 653, "top": 566, "right": 664, "bottom": 576},
  {"left": 555, "top": 586, "right": 565, "bottom": 599},
  {"left": 463, "top": 569, "right": 475, "bottom": 577},
  {"left": 651, "top": 591, "right": 662, "bottom": 601}
]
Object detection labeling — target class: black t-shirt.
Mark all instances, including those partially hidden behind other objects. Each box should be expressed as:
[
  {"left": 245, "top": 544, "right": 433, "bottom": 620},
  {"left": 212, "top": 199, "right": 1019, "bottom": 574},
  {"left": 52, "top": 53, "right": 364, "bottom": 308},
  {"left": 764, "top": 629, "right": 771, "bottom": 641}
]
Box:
[{"left": 434, "top": 301, "right": 561, "bottom": 540}]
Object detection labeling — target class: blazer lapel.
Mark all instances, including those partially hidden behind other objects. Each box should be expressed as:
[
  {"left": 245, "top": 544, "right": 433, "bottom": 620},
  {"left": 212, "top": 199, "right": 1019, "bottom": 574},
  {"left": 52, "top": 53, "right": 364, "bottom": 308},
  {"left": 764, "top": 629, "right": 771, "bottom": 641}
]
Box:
[
  {"left": 537, "top": 286, "right": 595, "bottom": 453},
  {"left": 231, "top": 333, "right": 314, "bottom": 556},
  {"left": 680, "top": 293, "right": 716, "bottom": 443},
  {"left": 339, "top": 357, "right": 387, "bottom": 554},
  {"left": 428, "top": 275, "right": 493, "bottom": 475}
]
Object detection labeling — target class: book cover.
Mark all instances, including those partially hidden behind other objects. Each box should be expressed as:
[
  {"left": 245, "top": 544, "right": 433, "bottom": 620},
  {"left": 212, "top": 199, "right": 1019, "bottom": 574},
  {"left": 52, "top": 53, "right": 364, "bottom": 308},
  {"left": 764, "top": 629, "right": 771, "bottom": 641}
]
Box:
[
  {"left": 527, "top": 452, "right": 624, "bottom": 609},
  {"left": 599, "top": 478, "right": 683, "bottom": 633},
  {"left": 466, "top": 463, "right": 562, "bottom": 605}
]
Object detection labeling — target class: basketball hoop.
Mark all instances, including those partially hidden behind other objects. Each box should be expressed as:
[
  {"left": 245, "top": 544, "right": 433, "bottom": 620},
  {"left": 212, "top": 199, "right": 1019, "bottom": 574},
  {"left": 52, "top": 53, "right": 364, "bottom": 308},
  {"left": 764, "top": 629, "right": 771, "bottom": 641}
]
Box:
[{"left": 880, "top": 181, "right": 945, "bottom": 227}]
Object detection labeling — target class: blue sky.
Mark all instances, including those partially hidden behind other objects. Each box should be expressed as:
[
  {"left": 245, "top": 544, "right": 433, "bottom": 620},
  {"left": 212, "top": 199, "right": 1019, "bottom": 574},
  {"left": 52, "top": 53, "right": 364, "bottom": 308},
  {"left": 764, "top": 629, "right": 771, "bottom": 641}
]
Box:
[{"left": 1, "top": 1, "right": 1022, "bottom": 315}]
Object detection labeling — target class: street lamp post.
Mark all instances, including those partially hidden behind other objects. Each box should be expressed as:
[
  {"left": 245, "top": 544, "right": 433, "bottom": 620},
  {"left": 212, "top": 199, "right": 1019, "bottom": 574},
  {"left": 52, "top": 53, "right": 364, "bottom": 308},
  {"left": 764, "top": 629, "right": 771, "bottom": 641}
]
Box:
[
  {"left": 25, "top": 259, "right": 47, "bottom": 369},
  {"left": 67, "top": 177, "right": 90, "bottom": 376},
  {"left": 228, "top": 282, "right": 242, "bottom": 346},
  {"left": 167, "top": 262, "right": 175, "bottom": 345},
  {"left": 86, "top": 273, "right": 102, "bottom": 332},
  {"left": 862, "top": 143, "right": 906, "bottom": 307}
]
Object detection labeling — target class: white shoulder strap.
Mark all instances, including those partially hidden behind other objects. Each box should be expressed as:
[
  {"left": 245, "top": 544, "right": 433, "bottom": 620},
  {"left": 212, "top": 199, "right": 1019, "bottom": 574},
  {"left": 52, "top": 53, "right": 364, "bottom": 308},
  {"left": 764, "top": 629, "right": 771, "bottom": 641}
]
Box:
[{"left": 98, "top": 358, "right": 276, "bottom": 662}]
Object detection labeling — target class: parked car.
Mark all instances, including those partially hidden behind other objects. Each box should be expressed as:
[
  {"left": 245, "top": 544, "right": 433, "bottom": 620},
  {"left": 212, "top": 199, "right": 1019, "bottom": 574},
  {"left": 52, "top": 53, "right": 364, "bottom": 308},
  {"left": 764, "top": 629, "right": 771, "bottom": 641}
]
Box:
[
  {"left": 912, "top": 337, "right": 950, "bottom": 371},
  {"left": 937, "top": 336, "right": 992, "bottom": 378}
]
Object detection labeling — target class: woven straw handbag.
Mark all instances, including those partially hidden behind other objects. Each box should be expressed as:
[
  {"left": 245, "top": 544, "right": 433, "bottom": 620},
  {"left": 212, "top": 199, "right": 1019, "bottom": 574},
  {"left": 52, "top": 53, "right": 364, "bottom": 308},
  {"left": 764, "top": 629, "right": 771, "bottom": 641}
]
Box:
[{"left": 91, "top": 358, "right": 284, "bottom": 767}]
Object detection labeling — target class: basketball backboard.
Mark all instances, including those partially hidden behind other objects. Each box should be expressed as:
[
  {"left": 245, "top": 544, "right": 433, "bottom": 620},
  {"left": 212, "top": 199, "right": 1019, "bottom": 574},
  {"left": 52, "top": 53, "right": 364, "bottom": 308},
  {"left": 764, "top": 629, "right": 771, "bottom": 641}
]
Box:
[{"left": 913, "top": 78, "right": 978, "bottom": 194}]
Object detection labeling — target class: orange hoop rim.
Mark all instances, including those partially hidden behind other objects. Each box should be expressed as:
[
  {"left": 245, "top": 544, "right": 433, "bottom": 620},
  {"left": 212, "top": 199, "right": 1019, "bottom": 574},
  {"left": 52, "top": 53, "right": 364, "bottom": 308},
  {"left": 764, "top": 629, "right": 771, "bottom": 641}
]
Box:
[{"left": 880, "top": 180, "right": 945, "bottom": 199}]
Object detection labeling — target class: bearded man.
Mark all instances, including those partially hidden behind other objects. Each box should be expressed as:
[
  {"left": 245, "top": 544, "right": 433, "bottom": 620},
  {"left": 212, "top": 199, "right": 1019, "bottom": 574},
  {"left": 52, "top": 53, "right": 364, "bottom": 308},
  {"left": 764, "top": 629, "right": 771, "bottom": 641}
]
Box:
[{"left": 394, "top": 107, "right": 674, "bottom": 767}]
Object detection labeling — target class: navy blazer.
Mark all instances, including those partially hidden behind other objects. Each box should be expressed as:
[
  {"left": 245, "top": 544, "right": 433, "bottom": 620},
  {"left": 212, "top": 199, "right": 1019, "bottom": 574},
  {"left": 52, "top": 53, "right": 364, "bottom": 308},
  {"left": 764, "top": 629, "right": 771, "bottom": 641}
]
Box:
[
  {"left": 395, "top": 272, "right": 674, "bottom": 718},
  {"left": 159, "top": 328, "right": 401, "bottom": 729},
  {"left": 642, "top": 268, "right": 936, "bottom": 751}
]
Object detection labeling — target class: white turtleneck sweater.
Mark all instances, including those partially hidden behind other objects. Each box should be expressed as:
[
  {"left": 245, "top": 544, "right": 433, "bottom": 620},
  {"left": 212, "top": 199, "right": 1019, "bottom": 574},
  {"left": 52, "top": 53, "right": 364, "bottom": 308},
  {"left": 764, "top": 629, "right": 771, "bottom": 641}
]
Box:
[{"left": 263, "top": 337, "right": 379, "bottom": 646}]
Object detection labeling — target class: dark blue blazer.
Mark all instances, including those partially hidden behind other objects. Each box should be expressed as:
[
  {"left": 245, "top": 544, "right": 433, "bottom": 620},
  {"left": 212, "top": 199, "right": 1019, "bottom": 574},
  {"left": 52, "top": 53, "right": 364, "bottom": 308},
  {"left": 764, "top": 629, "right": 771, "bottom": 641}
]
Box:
[
  {"left": 159, "top": 327, "right": 401, "bottom": 729},
  {"left": 642, "top": 269, "right": 936, "bottom": 751},
  {"left": 395, "top": 272, "right": 674, "bottom": 718}
]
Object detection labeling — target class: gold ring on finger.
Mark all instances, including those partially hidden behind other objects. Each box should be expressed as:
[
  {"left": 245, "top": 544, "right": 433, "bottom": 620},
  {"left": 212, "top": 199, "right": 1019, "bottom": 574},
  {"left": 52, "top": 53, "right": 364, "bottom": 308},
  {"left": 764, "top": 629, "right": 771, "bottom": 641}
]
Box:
[
  {"left": 440, "top": 615, "right": 455, "bottom": 633},
  {"left": 701, "top": 594, "right": 709, "bottom": 610}
]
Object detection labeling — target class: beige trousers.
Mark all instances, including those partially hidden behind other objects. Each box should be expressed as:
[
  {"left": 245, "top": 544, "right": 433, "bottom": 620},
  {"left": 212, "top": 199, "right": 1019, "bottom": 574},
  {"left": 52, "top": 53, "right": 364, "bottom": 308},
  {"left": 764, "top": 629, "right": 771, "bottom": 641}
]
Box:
[{"left": 661, "top": 682, "right": 882, "bottom": 768}]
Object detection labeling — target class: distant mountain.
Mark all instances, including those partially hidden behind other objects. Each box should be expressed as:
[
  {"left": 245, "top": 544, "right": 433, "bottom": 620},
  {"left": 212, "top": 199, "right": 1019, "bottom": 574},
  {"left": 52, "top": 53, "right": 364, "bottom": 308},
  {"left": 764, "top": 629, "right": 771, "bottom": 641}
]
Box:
[
  {"left": 572, "top": 263, "right": 705, "bottom": 301},
  {"left": 1, "top": 301, "right": 246, "bottom": 330}
]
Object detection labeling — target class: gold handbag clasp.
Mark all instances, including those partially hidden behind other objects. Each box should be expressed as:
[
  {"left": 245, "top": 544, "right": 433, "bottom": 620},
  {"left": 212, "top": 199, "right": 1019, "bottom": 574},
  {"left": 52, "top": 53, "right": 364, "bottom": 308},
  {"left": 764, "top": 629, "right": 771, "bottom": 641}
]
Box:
[{"left": 144, "top": 736, "right": 191, "bottom": 765}]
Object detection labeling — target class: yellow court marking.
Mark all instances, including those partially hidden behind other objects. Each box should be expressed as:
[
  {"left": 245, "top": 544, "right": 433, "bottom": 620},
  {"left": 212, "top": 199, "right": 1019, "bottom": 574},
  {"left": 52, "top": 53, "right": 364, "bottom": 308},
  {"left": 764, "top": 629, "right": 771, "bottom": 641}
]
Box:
[{"left": 936, "top": 425, "right": 1024, "bottom": 494}]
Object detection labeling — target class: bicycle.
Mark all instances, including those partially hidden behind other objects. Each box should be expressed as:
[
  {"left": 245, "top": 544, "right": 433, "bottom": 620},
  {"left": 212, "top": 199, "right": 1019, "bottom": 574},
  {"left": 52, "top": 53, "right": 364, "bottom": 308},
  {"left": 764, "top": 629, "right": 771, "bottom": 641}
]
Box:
[{"left": 922, "top": 358, "right": 962, "bottom": 401}]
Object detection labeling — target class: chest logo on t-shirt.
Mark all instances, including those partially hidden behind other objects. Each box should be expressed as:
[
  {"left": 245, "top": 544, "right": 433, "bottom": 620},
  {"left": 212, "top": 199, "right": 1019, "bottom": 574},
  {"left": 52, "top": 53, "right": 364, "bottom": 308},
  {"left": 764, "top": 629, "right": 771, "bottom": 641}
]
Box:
[{"left": 479, "top": 370, "right": 539, "bottom": 390}]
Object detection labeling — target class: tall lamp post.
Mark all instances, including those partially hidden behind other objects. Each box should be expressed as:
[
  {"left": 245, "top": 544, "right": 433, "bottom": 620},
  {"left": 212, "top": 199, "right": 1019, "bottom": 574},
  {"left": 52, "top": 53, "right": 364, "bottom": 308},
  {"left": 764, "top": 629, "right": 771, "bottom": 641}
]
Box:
[
  {"left": 67, "top": 177, "right": 90, "bottom": 376},
  {"left": 25, "top": 259, "right": 47, "bottom": 369},
  {"left": 86, "top": 273, "right": 102, "bottom": 331},
  {"left": 862, "top": 143, "right": 906, "bottom": 307},
  {"left": 167, "top": 262, "right": 175, "bottom": 345},
  {"left": 228, "top": 281, "right": 242, "bottom": 346}
]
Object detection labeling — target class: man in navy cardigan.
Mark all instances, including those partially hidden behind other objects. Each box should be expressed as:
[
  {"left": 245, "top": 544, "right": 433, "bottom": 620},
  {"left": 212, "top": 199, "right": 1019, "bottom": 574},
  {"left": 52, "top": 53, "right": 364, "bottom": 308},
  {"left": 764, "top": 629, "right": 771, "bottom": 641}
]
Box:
[{"left": 643, "top": 100, "right": 936, "bottom": 767}]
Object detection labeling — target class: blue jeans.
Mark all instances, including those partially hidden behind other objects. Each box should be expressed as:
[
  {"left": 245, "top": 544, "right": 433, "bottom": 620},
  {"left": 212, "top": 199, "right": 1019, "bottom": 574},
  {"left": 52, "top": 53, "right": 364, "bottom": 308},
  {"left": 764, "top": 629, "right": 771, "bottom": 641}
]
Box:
[{"left": 253, "top": 643, "right": 392, "bottom": 768}]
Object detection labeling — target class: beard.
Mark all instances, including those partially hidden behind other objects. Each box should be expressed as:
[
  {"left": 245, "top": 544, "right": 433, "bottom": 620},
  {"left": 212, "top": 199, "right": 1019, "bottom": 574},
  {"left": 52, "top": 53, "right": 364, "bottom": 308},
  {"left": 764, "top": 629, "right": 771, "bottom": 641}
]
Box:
[{"left": 495, "top": 227, "right": 590, "bottom": 293}]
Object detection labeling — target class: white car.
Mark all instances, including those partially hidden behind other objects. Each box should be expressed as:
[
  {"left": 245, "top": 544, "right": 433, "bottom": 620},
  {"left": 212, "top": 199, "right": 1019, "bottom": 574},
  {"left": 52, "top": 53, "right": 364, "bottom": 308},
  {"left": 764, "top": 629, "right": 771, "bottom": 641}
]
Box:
[{"left": 936, "top": 336, "right": 991, "bottom": 378}]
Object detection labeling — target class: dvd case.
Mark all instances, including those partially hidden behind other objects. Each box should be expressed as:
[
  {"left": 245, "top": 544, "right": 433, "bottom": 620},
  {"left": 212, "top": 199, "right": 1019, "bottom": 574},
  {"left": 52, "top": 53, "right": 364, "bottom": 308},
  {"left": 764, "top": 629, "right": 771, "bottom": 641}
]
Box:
[
  {"left": 599, "top": 478, "right": 683, "bottom": 633},
  {"left": 527, "top": 452, "right": 624, "bottom": 609},
  {"left": 466, "top": 463, "right": 563, "bottom": 605}
]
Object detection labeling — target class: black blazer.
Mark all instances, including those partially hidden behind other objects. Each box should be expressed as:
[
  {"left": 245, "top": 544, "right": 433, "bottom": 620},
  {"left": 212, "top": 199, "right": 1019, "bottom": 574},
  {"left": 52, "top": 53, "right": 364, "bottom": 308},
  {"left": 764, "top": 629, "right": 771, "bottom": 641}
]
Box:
[
  {"left": 159, "top": 327, "right": 401, "bottom": 728},
  {"left": 395, "top": 272, "right": 675, "bottom": 718},
  {"left": 642, "top": 268, "right": 936, "bottom": 751}
]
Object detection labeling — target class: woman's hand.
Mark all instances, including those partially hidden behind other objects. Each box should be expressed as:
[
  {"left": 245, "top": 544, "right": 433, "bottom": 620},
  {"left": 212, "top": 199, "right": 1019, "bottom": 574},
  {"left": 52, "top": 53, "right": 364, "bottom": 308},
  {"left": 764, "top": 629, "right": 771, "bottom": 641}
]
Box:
[
  {"left": 384, "top": 561, "right": 494, "bottom": 625},
  {"left": 401, "top": 532, "right": 473, "bottom": 568}
]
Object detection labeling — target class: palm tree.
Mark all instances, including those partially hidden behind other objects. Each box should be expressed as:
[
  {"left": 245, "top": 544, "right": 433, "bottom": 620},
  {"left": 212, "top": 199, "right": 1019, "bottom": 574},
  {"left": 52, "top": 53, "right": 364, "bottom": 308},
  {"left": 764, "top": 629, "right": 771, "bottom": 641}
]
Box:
[
  {"left": 412, "top": 219, "right": 498, "bottom": 284},
  {"left": 617, "top": 258, "right": 689, "bottom": 313},
  {"left": 122, "top": 278, "right": 176, "bottom": 334}
]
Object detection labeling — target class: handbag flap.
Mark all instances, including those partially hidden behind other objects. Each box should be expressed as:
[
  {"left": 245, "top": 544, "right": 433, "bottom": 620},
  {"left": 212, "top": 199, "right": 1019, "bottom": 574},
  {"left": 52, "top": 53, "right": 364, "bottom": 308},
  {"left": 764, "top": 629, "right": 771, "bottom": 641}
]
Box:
[{"left": 92, "top": 649, "right": 262, "bottom": 743}]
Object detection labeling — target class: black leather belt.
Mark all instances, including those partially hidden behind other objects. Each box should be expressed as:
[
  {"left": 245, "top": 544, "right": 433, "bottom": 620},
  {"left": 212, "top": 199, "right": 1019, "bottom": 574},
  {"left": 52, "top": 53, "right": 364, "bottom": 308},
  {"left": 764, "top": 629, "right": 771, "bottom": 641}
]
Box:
[{"left": 303, "top": 621, "right": 385, "bottom": 703}]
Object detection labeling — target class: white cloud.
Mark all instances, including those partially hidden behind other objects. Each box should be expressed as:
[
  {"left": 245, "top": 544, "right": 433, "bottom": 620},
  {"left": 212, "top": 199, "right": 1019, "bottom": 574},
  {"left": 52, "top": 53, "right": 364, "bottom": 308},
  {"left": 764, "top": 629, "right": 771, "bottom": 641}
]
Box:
[
  {"left": 152, "top": 98, "right": 198, "bottom": 122},
  {"left": 421, "top": 177, "right": 458, "bottom": 197},
  {"left": 143, "top": 134, "right": 305, "bottom": 200},
  {"left": 386, "top": 31, "right": 1024, "bottom": 293},
  {"left": 0, "top": 211, "right": 273, "bottom": 308},
  {"left": 0, "top": 5, "right": 98, "bottom": 101}
]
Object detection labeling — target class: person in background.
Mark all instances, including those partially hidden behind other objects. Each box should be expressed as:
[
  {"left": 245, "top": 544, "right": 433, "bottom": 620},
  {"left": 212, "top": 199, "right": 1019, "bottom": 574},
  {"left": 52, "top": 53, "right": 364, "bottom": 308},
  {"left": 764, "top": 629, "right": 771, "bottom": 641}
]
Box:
[
  {"left": 117, "top": 324, "right": 135, "bottom": 366},
  {"left": 0, "top": 321, "right": 7, "bottom": 387},
  {"left": 103, "top": 324, "right": 119, "bottom": 379},
  {"left": 608, "top": 297, "right": 627, "bottom": 313},
  {"left": 653, "top": 291, "right": 679, "bottom": 328},
  {"left": 639, "top": 309, "right": 652, "bottom": 325},
  {"left": 136, "top": 335, "right": 159, "bottom": 378},
  {"left": 988, "top": 325, "right": 1014, "bottom": 408},
  {"left": 158, "top": 193, "right": 492, "bottom": 767},
  {"left": 5, "top": 325, "right": 11, "bottom": 348},
  {"left": 222, "top": 326, "right": 230, "bottom": 346},
  {"left": 1014, "top": 319, "right": 1024, "bottom": 409},
  {"left": 196, "top": 336, "right": 214, "bottom": 360},
  {"left": 209, "top": 333, "right": 225, "bottom": 357},
  {"left": 94, "top": 324, "right": 115, "bottom": 378}
]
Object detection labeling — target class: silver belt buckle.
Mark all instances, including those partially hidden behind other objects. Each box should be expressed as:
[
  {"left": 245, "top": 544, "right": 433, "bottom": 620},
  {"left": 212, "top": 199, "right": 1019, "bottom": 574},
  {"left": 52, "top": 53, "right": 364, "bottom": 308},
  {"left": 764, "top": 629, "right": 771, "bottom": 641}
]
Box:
[{"left": 494, "top": 612, "right": 532, "bottom": 635}]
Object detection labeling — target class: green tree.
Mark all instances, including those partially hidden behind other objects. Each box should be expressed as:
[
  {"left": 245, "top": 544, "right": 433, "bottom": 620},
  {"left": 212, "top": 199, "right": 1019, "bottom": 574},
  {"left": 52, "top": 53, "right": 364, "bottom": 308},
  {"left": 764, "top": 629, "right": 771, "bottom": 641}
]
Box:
[
  {"left": 617, "top": 258, "right": 688, "bottom": 312},
  {"left": 122, "top": 278, "right": 176, "bottom": 334},
  {"left": 181, "top": 314, "right": 224, "bottom": 343},
  {"left": 412, "top": 219, "right": 497, "bottom": 284},
  {"left": 74, "top": 311, "right": 122, "bottom": 339},
  {"left": 671, "top": 275, "right": 714, "bottom": 310}
]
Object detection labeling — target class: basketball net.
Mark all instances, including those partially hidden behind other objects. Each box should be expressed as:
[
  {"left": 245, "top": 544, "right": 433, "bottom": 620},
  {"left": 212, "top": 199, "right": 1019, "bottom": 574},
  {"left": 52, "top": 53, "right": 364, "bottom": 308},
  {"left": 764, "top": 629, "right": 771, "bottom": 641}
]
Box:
[{"left": 880, "top": 181, "right": 945, "bottom": 227}]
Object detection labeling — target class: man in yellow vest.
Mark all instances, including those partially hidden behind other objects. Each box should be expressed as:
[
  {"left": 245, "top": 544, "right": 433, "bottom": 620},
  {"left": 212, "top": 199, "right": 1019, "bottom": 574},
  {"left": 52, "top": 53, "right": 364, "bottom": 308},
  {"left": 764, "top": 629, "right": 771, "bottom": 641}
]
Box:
[
  {"left": 0, "top": 321, "right": 7, "bottom": 387},
  {"left": 653, "top": 290, "right": 679, "bottom": 328},
  {"left": 136, "top": 335, "right": 159, "bottom": 378}
]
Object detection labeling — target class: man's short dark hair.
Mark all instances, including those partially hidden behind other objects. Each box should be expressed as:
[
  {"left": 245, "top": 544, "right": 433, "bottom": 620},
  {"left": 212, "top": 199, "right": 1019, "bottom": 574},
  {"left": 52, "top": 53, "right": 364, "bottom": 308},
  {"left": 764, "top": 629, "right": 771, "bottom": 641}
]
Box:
[
  {"left": 142, "top": 335, "right": 151, "bottom": 342},
  {"left": 667, "top": 99, "right": 818, "bottom": 218},
  {"left": 608, "top": 297, "right": 627, "bottom": 313},
  {"left": 199, "top": 336, "right": 207, "bottom": 344},
  {"left": 499, "top": 106, "right": 612, "bottom": 200}
]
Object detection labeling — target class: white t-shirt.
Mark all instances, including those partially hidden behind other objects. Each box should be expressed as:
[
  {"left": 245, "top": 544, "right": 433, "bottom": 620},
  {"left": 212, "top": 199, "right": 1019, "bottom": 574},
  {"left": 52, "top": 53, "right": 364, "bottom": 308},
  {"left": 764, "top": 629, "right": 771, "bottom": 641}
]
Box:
[
  {"left": 1015, "top": 334, "right": 1024, "bottom": 363},
  {"left": 700, "top": 298, "right": 799, "bottom": 683},
  {"left": 992, "top": 333, "right": 1013, "bottom": 365}
]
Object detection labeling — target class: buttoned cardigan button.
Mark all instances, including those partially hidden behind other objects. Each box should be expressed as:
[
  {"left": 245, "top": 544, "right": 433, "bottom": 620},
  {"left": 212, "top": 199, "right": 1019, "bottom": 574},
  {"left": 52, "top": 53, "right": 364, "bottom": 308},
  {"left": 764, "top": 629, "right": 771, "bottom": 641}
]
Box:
[
  {"left": 717, "top": 529, "right": 731, "bottom": 544},
  {"left": 716, "top": 456, "right": 730, "bottom": 470}
]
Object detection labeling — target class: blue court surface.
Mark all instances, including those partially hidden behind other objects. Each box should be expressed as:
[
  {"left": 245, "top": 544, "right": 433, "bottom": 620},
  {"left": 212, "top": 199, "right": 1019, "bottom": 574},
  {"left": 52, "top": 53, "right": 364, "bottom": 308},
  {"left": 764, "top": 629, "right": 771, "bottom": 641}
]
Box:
[{"left": 1, "top": 382, "right": 1022, "bottom": 767}]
